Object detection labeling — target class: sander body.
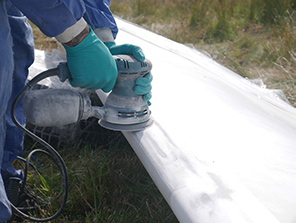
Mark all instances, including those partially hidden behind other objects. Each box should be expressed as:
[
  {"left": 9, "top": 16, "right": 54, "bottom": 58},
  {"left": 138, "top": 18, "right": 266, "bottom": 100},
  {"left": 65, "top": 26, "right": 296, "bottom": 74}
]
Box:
[{"left": 23, "top": 55, "right": 153, "bottom": 132}]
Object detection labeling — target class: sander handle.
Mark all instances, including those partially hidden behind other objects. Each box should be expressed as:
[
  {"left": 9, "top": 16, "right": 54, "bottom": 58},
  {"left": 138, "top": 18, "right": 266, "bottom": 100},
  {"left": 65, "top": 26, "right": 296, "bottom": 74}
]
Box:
[
  {"left": 57, "top": 62, "right": 72, "bottom": 82},
  {"left": 57, "top": 55, "right": 152, "bottom": 87}
]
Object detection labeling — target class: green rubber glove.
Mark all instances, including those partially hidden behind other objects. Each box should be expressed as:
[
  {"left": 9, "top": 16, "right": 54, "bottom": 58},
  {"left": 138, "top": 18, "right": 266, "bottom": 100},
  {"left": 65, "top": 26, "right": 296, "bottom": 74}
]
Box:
[
  {"left": 134, "top": 72, "right": 153, "bottom": 105},
  {"left": 64, "top": 28, "right": 118, "bottom": 92},
  {"left": 104, "top": 41, "right": 152, "bottom": 104}
]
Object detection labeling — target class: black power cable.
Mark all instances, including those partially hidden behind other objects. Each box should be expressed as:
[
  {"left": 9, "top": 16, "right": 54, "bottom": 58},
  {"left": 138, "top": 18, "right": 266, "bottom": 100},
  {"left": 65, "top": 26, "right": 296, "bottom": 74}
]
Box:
[{"left": 10, "top": 68, "right": 68, "bottom": 222}]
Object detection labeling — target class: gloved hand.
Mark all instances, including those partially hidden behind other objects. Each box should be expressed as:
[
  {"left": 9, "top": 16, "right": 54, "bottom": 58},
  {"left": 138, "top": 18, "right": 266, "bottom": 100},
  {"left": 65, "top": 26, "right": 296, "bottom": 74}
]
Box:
[
  {"left": 63, "top": 28, "right": 118, "bottom": 92},
  {"left": 104, "top": 41, "right": 152, "bottom": 104},
  {"left": 134, "top": 72, "right": 153, "bottom": 105}
]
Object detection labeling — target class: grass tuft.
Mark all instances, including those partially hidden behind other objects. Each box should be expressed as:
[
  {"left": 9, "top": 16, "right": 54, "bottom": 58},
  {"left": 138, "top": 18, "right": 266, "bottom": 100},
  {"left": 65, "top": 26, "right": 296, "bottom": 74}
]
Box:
[{"left": 58, "top": 138, "right": 179, "bottom": 222}]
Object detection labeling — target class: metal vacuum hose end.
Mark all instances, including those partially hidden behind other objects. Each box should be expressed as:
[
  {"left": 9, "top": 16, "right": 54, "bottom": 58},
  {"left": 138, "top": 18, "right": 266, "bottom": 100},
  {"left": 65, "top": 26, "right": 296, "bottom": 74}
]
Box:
[{"left": 23, "top": 89, "right": 93, "bottom": 127}]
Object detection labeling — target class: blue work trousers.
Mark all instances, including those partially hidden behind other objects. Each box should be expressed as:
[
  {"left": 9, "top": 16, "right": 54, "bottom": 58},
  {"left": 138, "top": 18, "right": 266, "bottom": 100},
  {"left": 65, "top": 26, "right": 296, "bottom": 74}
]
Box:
[{"left": 0, "top": 0, "right": 34, "bottom": 221}]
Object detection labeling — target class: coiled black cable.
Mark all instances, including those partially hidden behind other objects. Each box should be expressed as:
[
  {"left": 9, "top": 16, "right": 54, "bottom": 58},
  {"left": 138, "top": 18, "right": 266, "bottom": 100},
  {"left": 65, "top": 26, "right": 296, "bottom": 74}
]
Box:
[{"left": 10, "top": 68, "right": 68, "bottom": 222}]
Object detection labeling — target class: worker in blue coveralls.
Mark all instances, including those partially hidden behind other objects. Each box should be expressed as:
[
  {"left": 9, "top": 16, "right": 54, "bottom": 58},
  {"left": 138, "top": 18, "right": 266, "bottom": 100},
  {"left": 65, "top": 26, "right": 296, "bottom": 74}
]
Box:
[{"left": 0, "top": 0, "right": 152, "bottom": 221}]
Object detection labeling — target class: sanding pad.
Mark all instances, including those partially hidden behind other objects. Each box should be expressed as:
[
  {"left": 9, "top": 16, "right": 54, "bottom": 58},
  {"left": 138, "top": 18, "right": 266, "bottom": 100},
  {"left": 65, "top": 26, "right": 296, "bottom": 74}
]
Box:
[{"left": 99, "top": 118, "right": 153, "bottom": 132}]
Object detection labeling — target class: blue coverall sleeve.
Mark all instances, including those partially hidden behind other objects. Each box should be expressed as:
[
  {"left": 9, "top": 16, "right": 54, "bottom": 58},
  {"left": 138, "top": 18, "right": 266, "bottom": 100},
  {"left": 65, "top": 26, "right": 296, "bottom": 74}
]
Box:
[
  {"left": 10, "top": 0, "right": 118, "bottom": 39},
  {"left": 83, "top": 0, "right": 118, "bottom": 39},
  {"left": 10, "top": 0, "right": 86, "bottom": 37}
]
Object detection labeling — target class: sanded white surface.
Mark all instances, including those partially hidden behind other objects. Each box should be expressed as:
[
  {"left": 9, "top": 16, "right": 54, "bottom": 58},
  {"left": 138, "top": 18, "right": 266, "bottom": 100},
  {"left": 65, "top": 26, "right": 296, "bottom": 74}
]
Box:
[{"left": 29, "top": 17, "right": 296, "bottom": 223}]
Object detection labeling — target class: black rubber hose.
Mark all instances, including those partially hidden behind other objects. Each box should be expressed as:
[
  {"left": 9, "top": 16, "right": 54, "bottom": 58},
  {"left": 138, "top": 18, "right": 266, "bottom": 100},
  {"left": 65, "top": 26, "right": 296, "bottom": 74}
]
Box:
[{"left": 10, "top": 68, "right": 68, "bottom": 222}]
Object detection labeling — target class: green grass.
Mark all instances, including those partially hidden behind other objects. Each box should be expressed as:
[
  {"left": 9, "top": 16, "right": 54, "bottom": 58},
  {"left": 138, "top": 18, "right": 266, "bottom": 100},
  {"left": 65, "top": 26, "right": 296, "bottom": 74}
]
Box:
[{"left": 62, "top": 141, "right": 177, "bottom": 222}]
